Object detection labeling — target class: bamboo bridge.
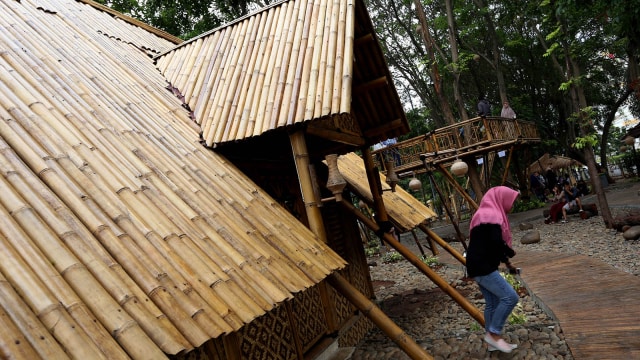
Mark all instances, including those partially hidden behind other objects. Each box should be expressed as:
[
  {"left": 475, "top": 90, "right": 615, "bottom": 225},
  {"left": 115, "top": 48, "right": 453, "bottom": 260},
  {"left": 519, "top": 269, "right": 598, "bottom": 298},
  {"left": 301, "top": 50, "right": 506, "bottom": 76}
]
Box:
[{"left": 371, "top": 116, "right": 541, "bottom": 180}]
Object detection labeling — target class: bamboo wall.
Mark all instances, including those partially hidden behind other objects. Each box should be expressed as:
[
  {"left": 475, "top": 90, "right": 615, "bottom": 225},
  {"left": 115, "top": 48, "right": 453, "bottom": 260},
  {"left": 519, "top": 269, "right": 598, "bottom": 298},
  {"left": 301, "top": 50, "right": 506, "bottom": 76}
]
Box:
[{"left": 0, "top": 1, "right": 347, "bottom": 359}]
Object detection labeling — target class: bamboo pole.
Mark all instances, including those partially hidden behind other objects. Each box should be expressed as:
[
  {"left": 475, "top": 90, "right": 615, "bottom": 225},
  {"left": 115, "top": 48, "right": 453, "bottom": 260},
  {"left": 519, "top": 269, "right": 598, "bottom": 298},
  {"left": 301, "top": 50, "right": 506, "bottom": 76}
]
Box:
[
  {"left": 501, "top": 146, "right": 515, "bottom": 185},
  {"left": 268, "top": 2, "right": 296, "bottom": 129},
  {"left": 248, "top": 7, "right": 279, "bottom": 137},
  {"left": 327, "top": 273, "right": 434, "bottom": 360},
  {"left": 340, "top": 200, "right": 484, "bottom": 325},
  {"left": 418, "top": 224, "right": 466, "bottom": 265},
  {"left": 290, "top": 130, "right": 327, "bottom": 243},
  {"left": 228, "top": 14, "right": 261, "bottom": 139},
  {"left": 314, "top": 0, "right": 335, "bottom": 119},
  {"left": 320, "top": 0, "right": 340, "bottom": 115},
  {"left": 236, "top": 12, "right": 267, "bottom": 137},
  {"left": 331, "top": 0, "right": 347, "bottom": 113},
  {"left": 0, "top": 275, "right": 69, "bottom": 360},
  {"left": 279, "top": 0, "right": 307, "bottom": 127},
  {"left": 340, "top": 0, "right": 355, "bottom": 114},
  {"left": 304, "top": 0, "right": 328, "bottom": 120},
  {"left": 435, "top": 163, "right": 478, "bottom": 210}
]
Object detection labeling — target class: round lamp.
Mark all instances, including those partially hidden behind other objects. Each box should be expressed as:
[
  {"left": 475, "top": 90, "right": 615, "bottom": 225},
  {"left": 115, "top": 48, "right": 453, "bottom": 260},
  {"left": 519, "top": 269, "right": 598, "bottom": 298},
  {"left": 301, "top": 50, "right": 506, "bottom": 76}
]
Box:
[
  {"left": 409, "top": 177, "right": 422, "bottom": 191},
  {"left": 451, "top": 159, "right": 468, "bottom": 176},
  {"left": 624, "top": 136, "right": 635, "bottom": 145}
]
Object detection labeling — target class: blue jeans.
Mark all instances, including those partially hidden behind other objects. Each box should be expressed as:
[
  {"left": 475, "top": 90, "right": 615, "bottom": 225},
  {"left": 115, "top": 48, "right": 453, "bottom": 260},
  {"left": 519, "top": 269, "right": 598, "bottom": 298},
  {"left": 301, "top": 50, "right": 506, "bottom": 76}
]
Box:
[{"left": 474, "top": 270, "right": 519, "bottom": 335}]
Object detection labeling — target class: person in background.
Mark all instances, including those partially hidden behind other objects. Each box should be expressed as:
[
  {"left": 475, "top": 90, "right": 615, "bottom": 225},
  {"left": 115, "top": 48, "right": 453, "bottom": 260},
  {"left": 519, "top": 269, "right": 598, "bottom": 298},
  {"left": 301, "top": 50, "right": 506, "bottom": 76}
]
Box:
[
  {"left": 529, "top": 171, "right": 546, "bottom": 202},
  {"left": 545, "top": 167, "right": 557, "bottom": 193},
  {"left": 545, "top": 184, "right": 566, "bottom": 224},
  {"left": 477, "top": 96, "right": 491, "bottom": 119},
  {"left": 466, "top": 186, "right": 520, "bottom": 353},
  {"left": 561, "top": 181, "right": 584, "bottom": 223},
  {"left": 500, "top": 101, "right": 516, "bottom": 119}
]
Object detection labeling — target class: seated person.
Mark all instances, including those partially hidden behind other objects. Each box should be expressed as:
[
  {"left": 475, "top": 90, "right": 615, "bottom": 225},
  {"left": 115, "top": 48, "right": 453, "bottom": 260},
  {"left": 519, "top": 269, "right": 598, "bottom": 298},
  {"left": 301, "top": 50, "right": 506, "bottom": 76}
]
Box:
[
  {"left": 545, "top": 184, "right": 566, "bottom": 224},
  {"left": 561, "top": 182, "right": 584, "bottom": 223}
]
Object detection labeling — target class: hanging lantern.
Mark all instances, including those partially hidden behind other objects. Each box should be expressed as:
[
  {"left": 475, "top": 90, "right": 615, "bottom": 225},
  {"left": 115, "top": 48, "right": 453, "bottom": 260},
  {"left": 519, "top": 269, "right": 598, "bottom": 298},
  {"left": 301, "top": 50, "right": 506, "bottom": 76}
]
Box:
[
  {"left": 385, "top": 160, "right": 399, "bottom": 192},
  {"left": 624, "top": 136, "right": 635, "bottom": 145},
  {"left": 450, "top": 159, "right": 468, "bottom": 177},
  {"left": 325, "top": 154, "right": 347, "bottom": 201},
  {"left": 409, "top": 176, "right": 422, "bottom": 191}
]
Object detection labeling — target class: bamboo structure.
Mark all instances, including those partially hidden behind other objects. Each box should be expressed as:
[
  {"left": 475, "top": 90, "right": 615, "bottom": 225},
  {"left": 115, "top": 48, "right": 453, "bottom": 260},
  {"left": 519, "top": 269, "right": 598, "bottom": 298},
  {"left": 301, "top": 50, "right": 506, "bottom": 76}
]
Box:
[
  {"left": 327, "top": 273, "right": 434, "bottom": 360},
  {"left": 341, "top": 201, "right": 484, "bottom": 326},
  {"left": 0, "top": 0, "right": 355, "bottom": 358}
]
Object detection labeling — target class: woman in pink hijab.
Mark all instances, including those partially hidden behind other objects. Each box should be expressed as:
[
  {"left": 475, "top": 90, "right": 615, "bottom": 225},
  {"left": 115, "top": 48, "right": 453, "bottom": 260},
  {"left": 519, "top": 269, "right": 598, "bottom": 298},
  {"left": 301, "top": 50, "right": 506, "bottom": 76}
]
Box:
[{"left": 466, "top": 186, "right": 520, "bottom": 353}]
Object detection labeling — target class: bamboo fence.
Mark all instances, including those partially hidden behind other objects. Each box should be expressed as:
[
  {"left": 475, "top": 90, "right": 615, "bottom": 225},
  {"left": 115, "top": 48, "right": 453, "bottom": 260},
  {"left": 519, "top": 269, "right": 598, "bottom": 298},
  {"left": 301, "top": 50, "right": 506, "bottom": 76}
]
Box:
[{"left": 0, "top": 0, "right": 347, "bottom": 358}]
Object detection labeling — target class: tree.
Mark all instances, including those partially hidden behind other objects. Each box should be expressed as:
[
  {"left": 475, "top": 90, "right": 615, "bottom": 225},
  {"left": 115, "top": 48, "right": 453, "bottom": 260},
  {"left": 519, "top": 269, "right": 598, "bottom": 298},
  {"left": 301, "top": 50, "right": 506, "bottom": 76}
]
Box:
[{"left": 96, "top": 0, "right": 273, "bottom": 39}]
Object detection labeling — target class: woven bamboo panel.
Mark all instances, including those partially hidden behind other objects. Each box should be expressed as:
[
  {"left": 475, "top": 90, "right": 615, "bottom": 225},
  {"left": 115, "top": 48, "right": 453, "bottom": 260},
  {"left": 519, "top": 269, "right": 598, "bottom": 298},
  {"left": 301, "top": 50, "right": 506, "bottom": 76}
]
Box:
[
  {"left": 239, "top": 305, "right": 298, "bottom": 360},
  {"left": 290, "top": 287, "right": 329, "bottom": 353},
  {"left": 338, "top": 315, "right": 374, "bottom": 347}
]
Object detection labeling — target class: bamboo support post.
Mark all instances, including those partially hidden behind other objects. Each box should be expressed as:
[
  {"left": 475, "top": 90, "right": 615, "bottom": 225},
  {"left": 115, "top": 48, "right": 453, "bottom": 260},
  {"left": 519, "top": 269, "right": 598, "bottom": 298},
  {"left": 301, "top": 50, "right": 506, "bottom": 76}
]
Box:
[
  {"left": 290, "top": 131, "right": 327, "bottom": 243},
  {"left": 327, "top": 273, "right": 434, "bottom": 360},
  {"left": 341, "top": 200, "right": 483, "bottom": 325},
  {"left": 423, "top": 165, "right": 467, "bottom": 250},
  {"left": 501, "top": 146, "right": 516, "bottom": 186},
  {"left": 435, "top": 163, "right": 478, "bottom": 210},
  {"left": 418, "top": 224, "right": 466, "bottom": 265},
  {"left": 409, "top": 229, "right": 427, "bottom": 257}
]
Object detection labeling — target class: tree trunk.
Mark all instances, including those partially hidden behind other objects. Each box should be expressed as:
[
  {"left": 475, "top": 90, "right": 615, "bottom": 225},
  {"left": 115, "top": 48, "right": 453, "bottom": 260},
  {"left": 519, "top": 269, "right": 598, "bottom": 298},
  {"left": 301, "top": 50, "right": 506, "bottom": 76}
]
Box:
[
  {"left": 444, "top": 0, "right": 469, "bottom": 121},
  {"left": 414, "top": 0, "right": 456, "bottom": 126}
]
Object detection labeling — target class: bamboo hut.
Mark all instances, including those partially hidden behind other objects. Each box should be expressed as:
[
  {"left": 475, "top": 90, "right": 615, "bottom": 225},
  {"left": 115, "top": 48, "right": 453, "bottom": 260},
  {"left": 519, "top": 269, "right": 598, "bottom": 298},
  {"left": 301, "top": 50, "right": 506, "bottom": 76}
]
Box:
[{"left": 0, "top": 0, "right": 455, "bottom": 359}]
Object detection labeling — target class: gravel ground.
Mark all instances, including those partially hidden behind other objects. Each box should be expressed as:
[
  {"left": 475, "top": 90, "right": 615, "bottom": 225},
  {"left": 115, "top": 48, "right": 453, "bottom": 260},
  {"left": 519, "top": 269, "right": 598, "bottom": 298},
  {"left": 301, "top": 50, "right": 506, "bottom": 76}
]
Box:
[{"left": 350, "top": 185, "right": 640, "bottom": 360}]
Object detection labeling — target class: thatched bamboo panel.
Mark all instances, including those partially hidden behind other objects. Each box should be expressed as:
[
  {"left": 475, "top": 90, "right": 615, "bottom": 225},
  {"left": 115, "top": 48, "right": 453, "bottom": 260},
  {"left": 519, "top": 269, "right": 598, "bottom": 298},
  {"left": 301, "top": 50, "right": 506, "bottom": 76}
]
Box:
[
  {"left": 337, "top": 153, "right": 437, "bottom": 232},
  {"left": 156, "top": 0, "right": 358, "bottom": 146},
  {"left": 0, "top": 1, "right": 346, "bottom": 359}
]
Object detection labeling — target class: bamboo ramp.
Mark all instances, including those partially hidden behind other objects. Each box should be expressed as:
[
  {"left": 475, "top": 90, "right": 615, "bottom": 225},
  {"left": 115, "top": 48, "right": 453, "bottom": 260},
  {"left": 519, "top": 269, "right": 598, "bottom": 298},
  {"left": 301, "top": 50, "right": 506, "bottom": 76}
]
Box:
[
  {"left": 516, "top": 250, "right": 640, "bottom": 359},
  {"left": 337, "top": 153, "right": 437, "bottom": 232},
  {"left": 0, "top": 1, "right": 346, "bottom": 359}
]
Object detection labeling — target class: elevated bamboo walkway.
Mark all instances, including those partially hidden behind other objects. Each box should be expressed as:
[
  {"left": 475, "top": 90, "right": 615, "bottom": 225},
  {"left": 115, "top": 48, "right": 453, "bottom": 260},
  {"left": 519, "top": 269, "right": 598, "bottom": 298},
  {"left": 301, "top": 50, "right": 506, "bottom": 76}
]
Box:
[
  {"left": 516, "top": 250, "right": 640, "bottom": 359},
  {"left": 371, "top": 116, "right": 540, "bottom": 176}
]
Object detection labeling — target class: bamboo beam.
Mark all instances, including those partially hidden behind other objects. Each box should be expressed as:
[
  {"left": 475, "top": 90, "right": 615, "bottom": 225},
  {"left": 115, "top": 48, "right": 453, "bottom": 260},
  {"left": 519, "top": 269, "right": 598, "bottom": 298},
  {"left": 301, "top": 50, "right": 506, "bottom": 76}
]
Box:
[
  {"left": 501, "top": 146, "right": 515, "bottom": 186},
  {"left": 352, "top": 76, "right": 388, "bottom": 96},
  {"left": 435, "top": 163, "right": 478, "bottom": 210},
  {"left": 290, "top": 131, "right": 327, "bottom": 243},
  {"left": 354, "top": 33, "right": 374, "bottom": 47},
  {"left": 327, "top": 273, "right": 434, "bottom": 360},
  {"left": 426, "top": 168, "right": 467, "bottom": 250},
  {"left": 340, "top": 200, "right": 484, "bottom": 326},
  {"left": 362, "top": 118, "right": 404, "bottom": 138},
  {"left": 418, "top": 224, "right": 466, "bottom": 265}
]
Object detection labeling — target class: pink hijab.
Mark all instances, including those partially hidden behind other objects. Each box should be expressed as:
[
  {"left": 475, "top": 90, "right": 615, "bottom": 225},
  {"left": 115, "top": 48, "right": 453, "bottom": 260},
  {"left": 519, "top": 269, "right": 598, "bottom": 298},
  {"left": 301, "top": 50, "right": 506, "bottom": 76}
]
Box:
[{"left": 469, "top": 186, "right": 519, "bottom": 247}]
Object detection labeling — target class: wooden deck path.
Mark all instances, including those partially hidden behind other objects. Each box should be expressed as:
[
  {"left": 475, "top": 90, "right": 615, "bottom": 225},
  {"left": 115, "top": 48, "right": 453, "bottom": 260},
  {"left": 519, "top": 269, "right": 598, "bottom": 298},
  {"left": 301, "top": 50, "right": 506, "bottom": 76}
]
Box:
[{"left": 516, "top": 250, "right": 640, "bottom": 359}]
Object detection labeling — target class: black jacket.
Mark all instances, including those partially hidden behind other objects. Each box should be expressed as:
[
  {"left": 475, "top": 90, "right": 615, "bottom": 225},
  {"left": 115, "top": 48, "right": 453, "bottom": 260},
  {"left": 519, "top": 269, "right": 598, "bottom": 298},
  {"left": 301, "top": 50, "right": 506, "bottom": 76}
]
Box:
[{"left": 466, "top": 223, "right": 515, "bottom": 277}]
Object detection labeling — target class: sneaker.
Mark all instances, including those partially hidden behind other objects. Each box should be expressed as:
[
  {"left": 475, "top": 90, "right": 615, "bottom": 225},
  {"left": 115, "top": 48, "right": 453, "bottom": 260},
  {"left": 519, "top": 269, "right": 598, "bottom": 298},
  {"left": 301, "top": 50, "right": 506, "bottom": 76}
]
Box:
[
  {"left": 484, "top": 334, "right": 515, "bottom": 353},
  {"left": 561, "top": 219, "right": 568, "bottom": 223},
  {"left": 488, "top": 343, "right": 518, "bottom": 352},
  {"left": 579, "top": 209, "right": 584, "bottom": 212}
]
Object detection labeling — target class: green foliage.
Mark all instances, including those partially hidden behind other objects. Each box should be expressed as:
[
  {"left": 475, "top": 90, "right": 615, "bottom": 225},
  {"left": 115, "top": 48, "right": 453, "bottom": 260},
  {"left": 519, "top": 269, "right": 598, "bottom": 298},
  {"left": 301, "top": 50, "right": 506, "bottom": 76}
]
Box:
[
  {"left": 500, "top": 272, "right": 527, "bottom": 324},
  {"left": 382, "top": 250, "right": 404, "bottom": 263},
  {"left": 420, "top": 255, "right": 439, "bottom": 267},
  {"left": 511, "top": 198, "right": 545, "bottom": 213}
]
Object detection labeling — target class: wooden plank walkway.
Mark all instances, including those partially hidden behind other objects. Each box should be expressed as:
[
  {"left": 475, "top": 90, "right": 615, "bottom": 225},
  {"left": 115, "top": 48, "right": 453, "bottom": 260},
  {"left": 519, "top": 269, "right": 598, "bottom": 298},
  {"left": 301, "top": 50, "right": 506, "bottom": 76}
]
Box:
[{"left": 516, "top": 250, "right": 640, "bottom": 359}]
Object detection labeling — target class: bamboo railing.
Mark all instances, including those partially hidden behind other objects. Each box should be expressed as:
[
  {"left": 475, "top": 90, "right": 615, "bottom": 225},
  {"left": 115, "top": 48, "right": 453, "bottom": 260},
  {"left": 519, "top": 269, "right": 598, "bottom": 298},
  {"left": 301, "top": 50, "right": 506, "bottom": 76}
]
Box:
[{"left": 372, "top": 116, "right": 540, "bottom": 176}]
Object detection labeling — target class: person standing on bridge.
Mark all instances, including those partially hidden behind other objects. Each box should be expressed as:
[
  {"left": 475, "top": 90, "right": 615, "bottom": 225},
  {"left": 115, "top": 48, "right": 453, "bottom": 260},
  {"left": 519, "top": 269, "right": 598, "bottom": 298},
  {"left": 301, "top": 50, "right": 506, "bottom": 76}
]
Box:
[
  {"left": 466, "top": 186, "right": 520, "bottom": 353},
  {"left": 477, "top": 96, "right": 491, "bottom": 119},
  {"left": 500, "top": 100, "right": 517, "bottom": 119}
]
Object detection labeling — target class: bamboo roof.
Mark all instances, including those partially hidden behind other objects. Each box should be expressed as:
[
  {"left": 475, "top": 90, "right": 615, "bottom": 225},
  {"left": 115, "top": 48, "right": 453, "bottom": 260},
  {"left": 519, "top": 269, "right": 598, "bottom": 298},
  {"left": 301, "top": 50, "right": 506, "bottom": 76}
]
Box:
[
  {"left": 338, "top": 153, "right": 437, "bottom": 232},
  {"left": 528, "top": 153, "right": 584, "bottom": 174},
  {"left": 156, "top": 0, "right": 409, "bottom": 148},
  {"left": 0, "top": 1, "right": 345, "bottom": 359}
]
